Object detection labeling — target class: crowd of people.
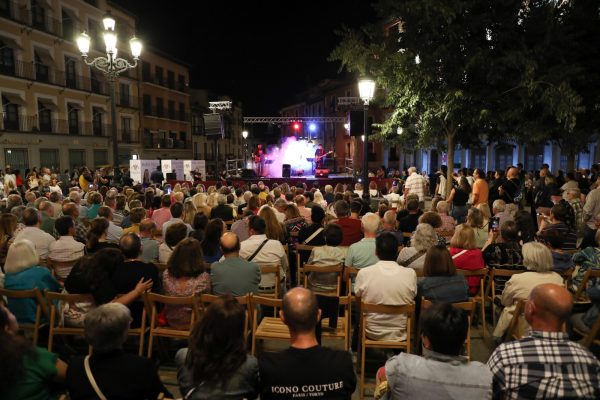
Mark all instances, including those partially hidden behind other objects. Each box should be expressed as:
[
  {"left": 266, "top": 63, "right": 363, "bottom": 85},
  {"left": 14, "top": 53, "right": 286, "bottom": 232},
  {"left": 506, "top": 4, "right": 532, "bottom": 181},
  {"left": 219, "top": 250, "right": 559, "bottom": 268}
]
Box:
[{"left": 0, "top": 162, "right": 599, "bottom": 399}]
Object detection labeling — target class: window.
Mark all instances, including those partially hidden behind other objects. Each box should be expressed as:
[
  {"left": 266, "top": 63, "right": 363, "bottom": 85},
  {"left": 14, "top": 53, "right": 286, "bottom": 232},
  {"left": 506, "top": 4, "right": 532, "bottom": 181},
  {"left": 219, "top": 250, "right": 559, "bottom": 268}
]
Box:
[
  {"left": 2, "top": 96, "right": 19, "bottom": 130},
  {"left": 203, "top": 143, "right": 207, "bottom": 159},
  {"left": 179, "top": 103, "right": 186, "bottom": 121},
  {"left": 67, "top": 103, "right": 80, "bottom": 135},
  {"left": 0, "top": 40, "right": 15, "bottom": 75},
  {"left": 40, "top": 149, "right": 59, "bottom": 170},
  {"left": 119, "top": 83, "right": 130, "bottom": 106},
  {"left": 88, "top": 19, "right": 102, "bottom": 51},
  {"left": 178, "top": 74, "right": 185, "bottom": 91},
  {"left": 470, "top": 148, "right": 487, "bottom": 170},
  {"left": 0, "top": 0, "right": 11, "bottom": 17},
  {"left": 168, "top": 100, "right": 175, "bottom": 120},
  {"left": 495, "top": 145, "right": 514, "bottom": 171},
  {"left": 142, "top": 62, "right": 151, "bottom": 81},
  {"left": 5, "top": 148, "right": 28, "bottom": 171},
  {"left": 34, "top": 51, "right": 49, "bottom": 82},
  {"left": 37, "top": 101, "right": 52, "bottom": 132},
  {"left": 154, "top": 66, "right": 163, "bottom": 85},
  {"left": 143, "top": 95, "right": 151, "bottom": 115},
  {"left": 69, "top": 149, "right": 86, "bottom": 170},
  {"left": 560, "top": 154, "right": 579, "bottom": 172},
  {"left": 167, "top": 70, "right": 174, "bottom": 89},
  {"left": 525, "top": 144, "right": 544, "bottom": 172},
  {"left": 93, "top": 150, "right": 108, "bottom": 167},
  {"left": 156, "top": 97, "right": 164, "bottom": 117},
  {"left": 61, "top": 9, "right": 74, "bottom": 40},
  {"left": 92, "top": 107, "right": 103, "bottom": 136},
  {"left": 121, "top": 116, "right": 132, "bottom": 142},
  {"left": 31, "top": 0, "right": 46, "bottom": 31},
  {"left": 65, "top": 57, "right": 77, "bottom": 88},
  {"left": 90, "top": 69, "right": 102, "bottom": 93}
]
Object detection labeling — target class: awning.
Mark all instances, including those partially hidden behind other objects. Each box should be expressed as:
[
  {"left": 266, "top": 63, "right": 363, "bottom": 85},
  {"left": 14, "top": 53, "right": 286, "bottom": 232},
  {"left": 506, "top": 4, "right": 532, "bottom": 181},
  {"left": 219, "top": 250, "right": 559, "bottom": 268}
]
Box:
[
  {"left": 38, "top": 98, "right": 58, "bottom": 111},
  {"left": 2, "top": 92, "right": 26, "bottom": 106},
  {"left": 0, "top": 35, "right": 23, "bottom": 51},
  {"left": 34, "top": 47, "right": 55, "bottom": 66},
  {"left": 67, "top": 102, "right": 83, "bottom": 110}
]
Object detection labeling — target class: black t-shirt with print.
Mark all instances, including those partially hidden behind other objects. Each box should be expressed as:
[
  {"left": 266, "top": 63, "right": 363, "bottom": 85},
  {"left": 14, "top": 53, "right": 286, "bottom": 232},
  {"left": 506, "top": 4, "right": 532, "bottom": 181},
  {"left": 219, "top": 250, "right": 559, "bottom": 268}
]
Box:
[{"left": 259, "top": 345, "right": 356, "bottom": 400}]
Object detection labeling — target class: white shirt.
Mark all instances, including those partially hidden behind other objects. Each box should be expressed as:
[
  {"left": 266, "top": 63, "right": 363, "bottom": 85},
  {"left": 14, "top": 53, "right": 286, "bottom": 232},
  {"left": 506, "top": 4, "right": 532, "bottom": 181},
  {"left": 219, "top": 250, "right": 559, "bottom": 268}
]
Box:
[
  {"left": 106, "top": 221, "right": 123, "bottom": 244},
  {"left": 437, "top": 175, "right": 447, "bottom": 199},
  {"left": 239, "top": 234, "right": 287, "bottom": 288},
  {"left": 48, "top": 236, "right": 85, "bottom": 262},
  {"left": 14, "top": 226, "right": 56, "bottom": 259},
  {"left": 159, "top": 242, "right": 172, "bottom": 263},
  {"left": 355, "top": 260, "right": 417, "bottom": 341},
  {"left": 405, "top": 172, "right": 427, "bottom": 201}
]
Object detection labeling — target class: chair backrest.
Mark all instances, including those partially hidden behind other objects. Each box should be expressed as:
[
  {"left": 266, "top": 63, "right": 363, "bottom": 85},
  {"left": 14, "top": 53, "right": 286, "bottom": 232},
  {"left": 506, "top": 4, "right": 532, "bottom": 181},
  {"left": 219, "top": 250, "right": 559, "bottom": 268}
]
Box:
[
  {"left": 302, "top": 263, "right": 343, "bottom": 295},
  {"left": 0, "top": 287, "right": 48, "bottom": 320},
  {"left": 250, "top": 295, "right": 283, "bottom": 329},
  {"left": 45, "top": 291, "right": 94, "bottom": 304},
  {"left": 295, "top": 244, "right": 317, "bottom": 283},
  {"left": 154, "top": 262, "right": 168, "bottom": 271},
  {"left": 504, "top": 298, "right": 527, "bottom": 342},
  {"left": 344, "top": 266, "right": 359, "bottom": 296},
  {"left": 200, "top": 293, "right": 250, "bottom": 337},
  {"left": 574, "top": 269, "right": 600, "bottom": 302},
  {"left": 145, "top": 292, "right": 200, "bottom": 327},
  {"left": 258, "top": 264, "right": 281, "bottom": 298},
  {"left": 489, "top": 268, "right": 525, "bottom": 297},
  {"left": 360, "top": 301, "right": 415, "bottom": 344}
]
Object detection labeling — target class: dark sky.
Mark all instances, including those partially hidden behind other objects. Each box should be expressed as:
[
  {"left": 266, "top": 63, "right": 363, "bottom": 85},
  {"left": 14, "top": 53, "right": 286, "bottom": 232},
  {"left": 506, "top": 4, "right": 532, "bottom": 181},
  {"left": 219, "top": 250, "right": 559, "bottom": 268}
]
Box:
[{"left": 115, "top": 1, "right": 377, "bottom": 116}]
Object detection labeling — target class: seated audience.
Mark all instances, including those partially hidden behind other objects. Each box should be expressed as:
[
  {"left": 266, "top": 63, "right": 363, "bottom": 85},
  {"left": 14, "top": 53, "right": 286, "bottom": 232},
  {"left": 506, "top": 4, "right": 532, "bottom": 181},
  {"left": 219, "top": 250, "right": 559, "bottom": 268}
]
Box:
[
  {"left": 379, "top": 303, "right": 492, "bottom": 399},
  {"left": 189, "top": 212, "right": 209, "bottom": 243},
  {"left": 572, "top": 229, "right": 600, "bottom": 290},
  {"left": 86, "top": 218, "right": 119, "bottom": 254},
  {"left": 211, "top": 232, "right": 260, "bottom": 296},
  {"left": 259, "top": 287, "right": 356, "bottom": 399},
  {"left": 139, "top": 218, "right": 159, "bottom": 262},
  {"left": 307, "top": 223, "right": 347, "bottom": 292},
  {"left": 163, "top": 238, "right": 210, "bottom": 327},
  {"left": 449, "top": 225, "right": 485, "bottom": 295},
  {"left": 380, "top": 210, "right": 403, "bottom": 245},
  {"left": 122, "top": 206, "right": 146, "bottom": 235},
  {"left": 283, "top": 203, "right": 307, "bottom": 245},
  {"left": 0, "top": 304, "right": 67, "bottom": 399},
  {"left": 113, "top": 233, "right": 161, "bottom": 326},
  {"left": 419, "top": 245, "right": 469, "bottom": 303},
  {"left": 97, "top": 206, "right": 123, "bottom": 243},
  {"left": 355, "top": 233, "right": 417, "bottom": 341},
  {"left": 493, "top": 242, "right": 564, "bottom": 339},
  {"left": 482, "top": 220, "right": 524, "bottom": 267},
  {"left": 61, "top": 202, "right": 86, "bottom": 243},
  {"left": 0, "top": 213, "right": 17, "bottom": 269},
  {"left": 48, "top": 216, "right": 85, "bottom": 263},
  {"left": 436, "top": 200, "right": 456, "bottom": 234},
  {"left": 210, "top": 194, "right": 235, "bottom": 221},
  {"left": 488, "top": 284, "right": 600, "bottom": 399},
  {"left": 162, "top": 202, "right": 193, "bottom": 237},
  {"left": 397, "top": 199, "right": 421, "bottom": 241},
  {"left": 345, "top": 212, "right": 380, "bottom": 270},
  {"left": 491, "top": 199, "right": 514, "bottom": 231},
  {"left": 259, "top": 206, "right": 287, "bottom": 243},
  {"left": 537, "top": 201, "right": 577, "bottom": 251},
  {"left": 230, "top": 210, "right": 253, "bottom": 243},
  {"left": 13, "top": 207, "right": 55, "bottom": 260},
  {"left": 159, "top": 222, "right": 188, "bottom": 263},
  {"left": 3, "top": 240, "right": 61, "bottom": 324},
  {"left": 176, "top": 295, "right": 258, "bottom": 399},
  {"left": 464, "top": 208, "right": 487, "bottom": 248},
  {"left": 539, "top": 229, "right": 575, "bottom": 272},
  {"left": 66, "top": 303, "right": 169, "bottom": 399},
  {"left": 397, "top": 223, "right": 437, "bottom": 271},
  {"left": 151, "top": 194, "right": 172, "bottom": 230},
  {"left": 201, "top": 218, "right": 225, "bottom": 264},
  {"left": 297, "top": 205, "right": 326, "bottom": 246},
  {"left": 335, "top": 200, "right": 362, "bottom": 246},
  {"left": 418, "top": 211, "right": 448, "bottom": 245}
]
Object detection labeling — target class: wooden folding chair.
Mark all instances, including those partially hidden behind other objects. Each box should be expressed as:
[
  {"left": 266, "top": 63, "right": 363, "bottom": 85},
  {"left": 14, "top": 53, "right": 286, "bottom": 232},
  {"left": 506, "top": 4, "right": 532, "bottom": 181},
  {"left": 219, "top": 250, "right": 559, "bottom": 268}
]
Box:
[
  {"left": 122, "top": 295, "right": 150, "bottom": 356},
  {"left": 559, "top": 267, "right": 574, "bottom": 289},
  {"left": 359, "top": 301, "right": 415, "bottom": 400},
  {"left": 295, "top": 244, "right": 316, "bottom": 284},
  {"left": 250, "top": 295, "right": 287, "bottom": 356},
  {"left": 302, "top": 263, "right": 343, "bottom": 296},
  {"left": 502, "top": 299, "right": 527, "bottom": 342},
  {"left": 0, "top": 287, "right": 48, "bottom": 345},
  {"left": 421, "top": 298, "right": 475, "bottom": 359},
  {"left": 319, "top": 295, "right": 350, "bottom": 350},
  {"left": 580, "top": 311, "right": 600, "bottom": 349},
  {"left": 572, "top": 269, "right": 600, "bottom": 348},
  {"left": 200, "top": 293, "right": 251, "bottom": 341},
  {"left": 456, "top": 268, "right": 488, "bottom": 336},
  {"left": 257, "top": 264, "right": 281, "bottom": 299},
  {"left": 45, "top": 290, "right": 94, "bottom": 353},
  {"left": 145, "top": 293, "right": 200, "bottom": 358},
  {"left": 154, "top": 262, "right": 168, "bottom": 272},
  {"left": 488, "top": 268, "right": 525, "bottom": 326}
]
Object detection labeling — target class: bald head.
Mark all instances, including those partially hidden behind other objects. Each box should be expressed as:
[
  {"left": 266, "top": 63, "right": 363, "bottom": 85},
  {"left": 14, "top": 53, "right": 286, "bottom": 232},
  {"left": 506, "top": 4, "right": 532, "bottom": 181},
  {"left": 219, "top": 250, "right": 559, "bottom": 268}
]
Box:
[
  {"left": 139, "top": 218, "right": 155, "bottom": 237},
  {"left": 220, "top": 232, "right": 240, "bottom": 255},
  {"left": 507, "top": 167, "right": 518, "bottom": 179},
  {"left": 281, "top": 287, "right": 319, "bottom": 334},
  {"left": 527, "top": 283, "right": 572, "bottom": 330},
  {"left": 62, "top": 202, "right": 79, "bottom": 218}
]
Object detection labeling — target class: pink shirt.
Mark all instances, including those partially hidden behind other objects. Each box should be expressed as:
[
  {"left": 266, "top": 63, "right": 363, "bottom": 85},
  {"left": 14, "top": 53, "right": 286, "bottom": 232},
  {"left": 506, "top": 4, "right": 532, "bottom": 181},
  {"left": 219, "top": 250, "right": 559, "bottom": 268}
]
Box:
[{"left": 151, "top": 207, "right": 172, "bottom": 230}]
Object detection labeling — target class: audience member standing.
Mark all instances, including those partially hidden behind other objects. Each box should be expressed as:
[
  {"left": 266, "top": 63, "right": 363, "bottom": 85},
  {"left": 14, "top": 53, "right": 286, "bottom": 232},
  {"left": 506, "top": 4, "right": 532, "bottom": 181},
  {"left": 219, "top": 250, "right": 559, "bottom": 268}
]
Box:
[{"left": 403, "top": 167, "right": 427, "bottom": 209}]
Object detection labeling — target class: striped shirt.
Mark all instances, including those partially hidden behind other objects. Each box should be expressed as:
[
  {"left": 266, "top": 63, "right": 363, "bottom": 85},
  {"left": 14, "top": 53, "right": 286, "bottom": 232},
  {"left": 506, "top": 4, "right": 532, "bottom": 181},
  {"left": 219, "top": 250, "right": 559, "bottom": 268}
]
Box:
[
  {"left": 404, "top": 172, "right": 427, "bottom": 201},
  {"left": 487, "top": 331, "right": 600, "bottom": 400}
]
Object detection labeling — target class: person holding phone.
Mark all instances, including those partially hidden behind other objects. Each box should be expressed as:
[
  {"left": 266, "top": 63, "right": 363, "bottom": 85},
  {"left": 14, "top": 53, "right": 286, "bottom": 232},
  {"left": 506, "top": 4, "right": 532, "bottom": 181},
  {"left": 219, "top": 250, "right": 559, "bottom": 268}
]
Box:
[{"left": 482, "top": 220, "right": 524, "bottom": 268}]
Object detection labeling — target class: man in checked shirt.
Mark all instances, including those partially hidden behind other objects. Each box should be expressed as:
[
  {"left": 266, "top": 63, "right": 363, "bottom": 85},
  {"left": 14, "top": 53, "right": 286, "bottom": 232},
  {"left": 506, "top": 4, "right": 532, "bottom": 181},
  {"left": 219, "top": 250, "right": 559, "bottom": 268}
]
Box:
[{"left": 487, "top": 283, "right": 600, "bottom": 400}]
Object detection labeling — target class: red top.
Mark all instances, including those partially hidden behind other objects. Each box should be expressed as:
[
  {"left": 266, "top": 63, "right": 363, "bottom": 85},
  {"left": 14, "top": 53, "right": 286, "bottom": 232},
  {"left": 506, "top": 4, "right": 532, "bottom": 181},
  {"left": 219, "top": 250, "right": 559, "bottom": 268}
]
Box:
[
  {"left": 336, "top": 217, "right": 363, "bottom": 247},
  {"left": 449, "top": 247, "right": 485, "bottom": 294}
]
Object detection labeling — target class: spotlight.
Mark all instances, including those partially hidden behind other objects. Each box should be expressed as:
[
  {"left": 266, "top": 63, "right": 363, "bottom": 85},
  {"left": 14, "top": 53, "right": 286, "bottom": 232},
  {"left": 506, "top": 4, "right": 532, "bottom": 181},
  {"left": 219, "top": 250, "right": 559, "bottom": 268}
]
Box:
[{"left": 309, "top": 123, "right": 317, "bottom": 132}]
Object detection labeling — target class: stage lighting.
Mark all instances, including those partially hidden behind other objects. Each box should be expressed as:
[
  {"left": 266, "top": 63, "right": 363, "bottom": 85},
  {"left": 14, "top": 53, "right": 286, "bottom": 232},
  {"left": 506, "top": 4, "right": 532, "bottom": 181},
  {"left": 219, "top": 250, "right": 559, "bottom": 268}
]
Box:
[
  {"left": 293, "top": 123, "right": 301, "bottom": 131},
  {"left": 309, "top": 123, "right": 317, "bottom": 132}
]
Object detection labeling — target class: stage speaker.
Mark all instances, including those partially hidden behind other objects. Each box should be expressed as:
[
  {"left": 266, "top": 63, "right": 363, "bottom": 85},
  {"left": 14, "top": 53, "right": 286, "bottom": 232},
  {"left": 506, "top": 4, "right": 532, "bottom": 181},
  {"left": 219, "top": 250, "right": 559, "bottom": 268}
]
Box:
[
  {"left": 241, "top": 168, "right": 257, "bottom": 178},
  {"left": 282, "top": 164, "right": 291, "bottom": 178},
  {"left": 315, "top": 168, "right": 329, "bottom": 178}
]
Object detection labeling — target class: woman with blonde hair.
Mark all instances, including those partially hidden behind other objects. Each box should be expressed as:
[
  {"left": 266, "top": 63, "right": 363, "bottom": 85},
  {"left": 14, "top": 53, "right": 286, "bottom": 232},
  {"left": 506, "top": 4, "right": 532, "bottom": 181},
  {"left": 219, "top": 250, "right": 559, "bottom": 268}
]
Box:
[
  {"left": 493, "top": 242, "right": 563, "bottom": 338},
  {"left": 449, "top": 225, "right": 484, "bottom": 294},
  {"left": 313, "top": 191, "right": 327, "bottom": 209},
  {"left": 182, "top": 200, "right": 197, "bottom": 226},
  {"left": 259, "top": 206, "right": 286, "bottom": 243},
  {"left": 465, "top": 207, "right": 487, "bottom": 248},
  {"left": 192, "top": 192, "right": 211, "bottom": 217},
  {"left": 475, "top": 202, "right": 491, "bottom": 230},
  {"left": 207, "top": 192, "right": 218, "bottom": 209}
]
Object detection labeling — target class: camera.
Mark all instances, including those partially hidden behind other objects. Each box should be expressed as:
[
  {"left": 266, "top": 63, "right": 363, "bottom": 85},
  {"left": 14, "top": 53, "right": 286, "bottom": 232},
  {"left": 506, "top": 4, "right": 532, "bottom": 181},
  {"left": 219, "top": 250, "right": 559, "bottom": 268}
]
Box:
[{"left": 490, "top": 217, "right": 500, "bottom": 232}]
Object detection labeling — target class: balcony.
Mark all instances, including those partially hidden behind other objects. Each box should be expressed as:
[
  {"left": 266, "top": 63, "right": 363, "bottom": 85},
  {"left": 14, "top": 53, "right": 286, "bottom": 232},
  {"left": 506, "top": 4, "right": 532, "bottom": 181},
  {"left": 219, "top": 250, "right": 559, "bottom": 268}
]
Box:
[
  {"left": 142, "top": 73, "right": 188, "bottom": 93},
  {"left": 0, "top": 115, "right": 109, "bottom": 137},
  {"left": 0, "top": 1, "right": 80, "bottom": 39},
  {"left": 143, "top": 136, "right": 191, "bottom": 150},
  {"left": 116, "top": 94, "right": 139, "bottom": 109},
  {"left": 144, "top": 106, "right": 189, "bottom": 122}
]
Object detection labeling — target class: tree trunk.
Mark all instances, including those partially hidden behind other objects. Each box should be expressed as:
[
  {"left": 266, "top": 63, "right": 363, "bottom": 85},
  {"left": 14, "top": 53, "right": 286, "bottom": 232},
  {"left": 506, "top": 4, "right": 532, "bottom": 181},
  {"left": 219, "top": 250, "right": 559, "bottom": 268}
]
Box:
[
  {"left": 445, "top": 131, "right": 455, "bottom": 199},
  {"left": 567, "top": 151, "right": 576, "bottom": 173}
]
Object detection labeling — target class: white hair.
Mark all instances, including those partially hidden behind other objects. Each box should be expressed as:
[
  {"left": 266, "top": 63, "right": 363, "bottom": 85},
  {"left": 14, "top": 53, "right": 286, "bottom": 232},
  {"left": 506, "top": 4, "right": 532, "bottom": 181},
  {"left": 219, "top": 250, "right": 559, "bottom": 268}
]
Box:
[
  {"left": 217, "top": 194, "right": 227, "bottom": 205},
  {"left": 436, "top": 201, "right": 449, "bottom": 214},
  {"left": 361, "top": 212, "right": 381, "bottom": 234},
  {"left": 411, "top": 223, "right": 437, "bottom": 252},
  {"left": 522, "top": 242, "right": 553, "bottom": 272},
  {"left": 383, "top": 210, "right": 396, "bottom": 225},
  {"left": 325, "top": 185, "right": 333, "bottom": 193},
  {"left": 492, "top": 199, "right": 506, "bottom": 212},
  {"left": 408, "top": 167, "right": 417, "bottom": 174},
  {"left": 4, "top": 239, "right": 39, "bottom": 274},
  {"left": 84, "top": 303, "right": 131, "bottom": 353}
]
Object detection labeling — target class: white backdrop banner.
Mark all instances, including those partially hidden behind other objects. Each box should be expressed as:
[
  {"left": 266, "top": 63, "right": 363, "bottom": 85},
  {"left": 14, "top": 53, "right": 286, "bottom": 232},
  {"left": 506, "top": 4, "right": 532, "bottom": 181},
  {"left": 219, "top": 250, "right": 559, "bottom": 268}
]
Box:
[
  {"left": 130, "top": 160, "right": 161, "bottom": 184},
  {"left": 184, "top": 160, "right": 206, "bottom": 180},
  {"left": 129, "top": 160, "right": 141, "bottom": 183}
]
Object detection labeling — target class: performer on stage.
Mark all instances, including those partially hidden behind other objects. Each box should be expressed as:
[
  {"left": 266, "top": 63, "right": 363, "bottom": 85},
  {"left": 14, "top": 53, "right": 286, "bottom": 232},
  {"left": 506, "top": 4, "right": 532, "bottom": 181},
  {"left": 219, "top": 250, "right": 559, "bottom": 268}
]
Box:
[
  {"left": 315, "top": 144, "right": 325, "bottom": 169},
  {"left": 253, "top": 144, "right": 265, "bottom": 176}
]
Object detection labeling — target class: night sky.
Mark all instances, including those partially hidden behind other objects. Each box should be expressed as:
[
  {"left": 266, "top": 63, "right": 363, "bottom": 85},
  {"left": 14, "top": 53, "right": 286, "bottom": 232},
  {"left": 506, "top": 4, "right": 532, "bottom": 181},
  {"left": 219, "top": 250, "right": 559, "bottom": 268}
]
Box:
[{"left": 115, "top": 1, "right": 376, "bottom": 116}]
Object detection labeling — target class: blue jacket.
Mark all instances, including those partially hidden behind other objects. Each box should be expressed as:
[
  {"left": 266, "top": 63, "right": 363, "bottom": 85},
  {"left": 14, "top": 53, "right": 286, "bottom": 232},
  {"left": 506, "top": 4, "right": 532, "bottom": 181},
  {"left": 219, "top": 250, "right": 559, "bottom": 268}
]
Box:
[{"left": 4, "top": 266, "right": 61, "bottom": 324}]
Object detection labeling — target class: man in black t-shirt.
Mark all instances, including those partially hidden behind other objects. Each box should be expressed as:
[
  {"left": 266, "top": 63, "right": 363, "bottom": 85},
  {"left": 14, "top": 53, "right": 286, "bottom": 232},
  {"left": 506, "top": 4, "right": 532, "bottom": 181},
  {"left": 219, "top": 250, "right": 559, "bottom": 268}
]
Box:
[{"left": 259, "top": 287, "right": 356, "bottom": 399}]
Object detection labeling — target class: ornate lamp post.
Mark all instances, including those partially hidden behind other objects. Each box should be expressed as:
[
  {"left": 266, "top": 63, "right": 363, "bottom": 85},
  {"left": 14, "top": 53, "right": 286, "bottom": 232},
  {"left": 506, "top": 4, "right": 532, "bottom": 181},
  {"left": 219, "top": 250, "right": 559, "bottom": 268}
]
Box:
[
  {"left": 76, "top": 11, "right": 142, "bottom": 177},
  {"left": 242, "top": 130, "right": 248, "bottom": 167},
  {"left": 358, "top": 77, "right": 375, "bottom": 200}
]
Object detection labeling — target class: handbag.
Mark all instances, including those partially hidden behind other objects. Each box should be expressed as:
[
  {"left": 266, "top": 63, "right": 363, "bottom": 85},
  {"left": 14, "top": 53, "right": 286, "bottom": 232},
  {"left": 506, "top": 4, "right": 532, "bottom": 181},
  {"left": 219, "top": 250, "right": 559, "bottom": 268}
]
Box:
[
  {"left": 84, "top": 355, "right": 108, "bottom": 400},
  {"left": 303, "top": 227, "right": 324, "bottom": 245}
]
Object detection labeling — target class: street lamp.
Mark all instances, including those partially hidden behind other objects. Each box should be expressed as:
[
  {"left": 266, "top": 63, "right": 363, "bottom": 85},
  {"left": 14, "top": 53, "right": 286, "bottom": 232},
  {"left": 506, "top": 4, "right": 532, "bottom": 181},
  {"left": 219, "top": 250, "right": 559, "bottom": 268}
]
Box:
[
  {"left": 358, "top": 77, "right": 375, "bottom": 200},
  {"left": 242, "top": 130, "right": 248, "bottom": 167},
  {"left": 76, "top": 11, "right": 142, "bottom": 178}
]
